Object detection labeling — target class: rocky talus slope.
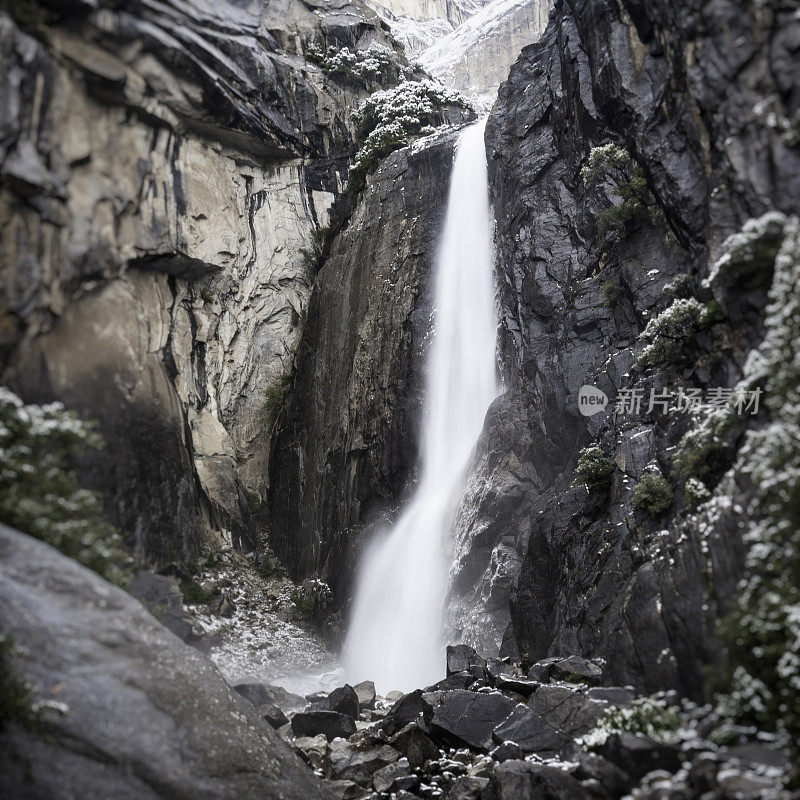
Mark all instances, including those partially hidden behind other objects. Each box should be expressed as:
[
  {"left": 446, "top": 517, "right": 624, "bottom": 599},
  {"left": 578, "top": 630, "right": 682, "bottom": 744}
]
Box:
[{"left": 0, "top": 0, "right": 403, "bottom": 564}]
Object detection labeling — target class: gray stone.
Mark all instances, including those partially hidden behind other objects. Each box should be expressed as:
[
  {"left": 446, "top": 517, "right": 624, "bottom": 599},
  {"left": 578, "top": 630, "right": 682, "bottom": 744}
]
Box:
[
  {"left": 0, "top": 525, "right": 335, "bottom": 800},
  {"left": 446, "top": 775, "right": 490, "bottom": 800},
  {"left": 353, "top": 680, "right": 376, "bottom": 710},
  {"left": 257, "top": 702, "right": 289, "bottom": 729},
  {"left": 492, "top": 707, "right": 569, "bottom": 755},
  {"left": 527, "top": 684, "right": 607, "bottom": 737},
  {"left": 292, "top": 711, "right": 357, "bottom": 741},
  {"left": 486, "top": 761, "right": 593, "bottom": 800},
  {"left": 389, "top": 722, "right": 440, "bottom": 768},
  {"left": 429, "top": 690, "right": 517, "bottom": 751},
  {"left": 234, "top": 682, "right": 306, "bottom": 714},
  {"left": 372, "top": 757, "right": 411, "bottom": 792},
  {"left": 326, "top": 739, "right": 401, "bottom": 785},
  {"left": 598, "top": 732, "right": 681, "bottom": 780}
]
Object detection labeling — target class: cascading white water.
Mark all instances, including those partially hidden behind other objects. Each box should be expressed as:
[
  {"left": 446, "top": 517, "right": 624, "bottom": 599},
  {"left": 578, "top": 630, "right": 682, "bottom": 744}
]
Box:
[{"left": 342, "top": 120, "right": 499, "bottom": 693}]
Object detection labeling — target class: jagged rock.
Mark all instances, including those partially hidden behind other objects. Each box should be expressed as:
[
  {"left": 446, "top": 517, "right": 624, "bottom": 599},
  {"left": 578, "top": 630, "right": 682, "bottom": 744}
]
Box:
[
  {"left": 292, "top": 711, "right": 358, "bottom": 741},
  {"left": 495, "top": 676, "right": 539, "bottom": 698},
  {"left": 428, "top": 671, "right": 478, "bottom": 691},
  {"left": 490, "top": 741, "right": 526, "bottom": 762},
  {"left": 486, "top": 761, "right": 593, "bottom": 800},
  {"left": 447, "top": 645, "right": 488, "bottom": 679},
  {"left": 0, "top": 525, "right": 335, "bottom": 800},
  {"left": 389, "top": 722, "right": 440, "bottom": 768},
  {"left": 386, "top": 691, "right": 405, "bottom": 702},
  {"left": 354, "top": 680, "right": 377, "bottom": 710},
  {"left": 447, "top": 775, "right": 491, "bottom": 799},
  {"left": 382, "top": 689, "right": 435, "bottom": 735},
  {"left": 257, "top": 703, "right": 289, "bottom": 729},
  {"left": 550, "top": 656, "right": 603, "bottom": 685},
  {"left": 326, "top": 739, "right": 401, "bottom": 785},
  {"left": 574, "top": 753, "right": 634, "bottom": 797},
  {"left": 327, "top": 685, "right": 360, "bottom": 718},
  {"left": 429, "top": 690, "right": 517, "bottom": 750},
  {"left": 292, "top": 735, "right": 329, "bottom": 770},
  {"left": 327, "top": 780, "right": 369, "bottom": 799},
  {"left": 491, "top": 707, "right": 569, "bottom": 755},
  {"left": 234, "top": 682, "right": 306, "bottom": 714},
  {"left": 527, "top": 659, "right": 561, "bottom": 683},
  {"left": 597, "top": 732, "right": 681, "bottom": 780},
  {"left": 527, "top": 685, "right": 607, "bottom": 736},
  {"left": 372, "top": 757, "right": 411, "bottom": 792}
]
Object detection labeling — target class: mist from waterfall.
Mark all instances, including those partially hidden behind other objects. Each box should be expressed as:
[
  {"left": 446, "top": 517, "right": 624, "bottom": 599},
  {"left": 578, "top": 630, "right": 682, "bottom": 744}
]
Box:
[{"left": 342, "top": 120, "right": 499, "bottom": 693}]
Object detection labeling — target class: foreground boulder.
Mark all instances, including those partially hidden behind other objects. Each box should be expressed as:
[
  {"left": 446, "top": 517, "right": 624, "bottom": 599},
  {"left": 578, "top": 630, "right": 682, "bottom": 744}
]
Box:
[
  {"left": 487, "top": 761, "right": 593, "bottom": 800},
  {"left": 292, "top": 710, "right": 357, "bottom": 741},
  {"left": 429, "top": 690, "right": 517, "bottom": 750},
  {"left": 0, "top": 525, "right": 335, "bottom": 800},
  {"left": 233, "top": 681, "right": 306, "bottom": 713}
]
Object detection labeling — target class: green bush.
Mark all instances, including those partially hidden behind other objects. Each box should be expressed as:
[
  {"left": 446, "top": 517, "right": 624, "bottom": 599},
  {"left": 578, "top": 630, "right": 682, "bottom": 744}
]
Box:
[
  {"left": 179, "top": 579, "right": 220, "bottom": 606},
  {"left": 574, "top": 446, "right": 614, "bottom": 491},
  {"left": 582, "top": 143, "right": 649, "bottom": 238},
  {"left": 632, "top": 469, "right": 673, "bottom": 514},
  {"left": 601, "top": 279, "right": 625, "bottom": 306},
  {"left": 637, "top": 298, "right": 721, "bottom": 369},
  {"left": 0, "top": 388, "right": 130, "bottom": 585}
]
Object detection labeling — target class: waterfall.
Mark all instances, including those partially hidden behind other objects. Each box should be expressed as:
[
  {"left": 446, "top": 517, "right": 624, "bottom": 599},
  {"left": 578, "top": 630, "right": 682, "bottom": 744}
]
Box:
[{"left": 342, "top": 120, "right": 499, "bottom": 693}]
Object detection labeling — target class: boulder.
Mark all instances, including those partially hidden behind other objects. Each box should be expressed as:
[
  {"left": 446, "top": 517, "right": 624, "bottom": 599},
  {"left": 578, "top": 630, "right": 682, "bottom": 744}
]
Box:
[
  {"left": 429, "top": 690, "right": 517, "bottom": 750},
  {"left": 233, "top": 682, "right": 306, "bottom": 714},
  {"left": 550, "top": 656, "right": 603, "bottom": 685},
  {"left": 527, "top": 685, "right": 607, "bottom": 736},
  {"left": 327, "top": 685, "right": 360, "bottom": 718},
  {"left": 292, "top": 735, "right": 329, "bottom": 770},
  {"left": 597, "top": 732, "right": 681, "bottom": 780},
  {"left": 446, "top": 645, "right": 487, "bottom": 679},
  {"left": 257, "top": 702, "right": 289, "bottom": 729},
  {"left": 353, "top": 681, "right": 376, "bottom": 710},
  {"left": 389, "top": 722, "right": 440, "bottom": 768},
  {"left": 447, "top": 775, "right": 490, "bottom": 799},
  {"left": 585, "top": 687, "right": 635, "bottom": 707},
  {"left": 490, "top": 741, "right": 526, "bottom": 762},
  {"left": 291, "top": 711, "right": 357, "bottom": 741},
  {"left": 326, "top": 739, "right": 401, "bottom": 785},
  {"left": 327, "top": 780, "right": 369, "bottom": 799},
  {"left": 0, "top": 525, "right": 335, "bottom": 800},
  {"left": 527, "top": 658, "right": 561, "bottom": 683},
  {"left": 486, "top": 761, "right": 593, "bottom": 800},
  {"left": 382, "top": 689, "right": 434, "bottom": 735},
  {"left": 492, "top": 707, "right": 569, "bottom": 755},
  {"left": 372, "top": 757, "right": 411, "bottom": 792},
  {"left": 128, "top": 570, "right": 197, "bottom": 642},
  {"left": 427, "top": 671, "right": 477, "bottom": 691},
  {"left": 495, "top": 676, "right": 539, "bottom": 698},
  {"left": 574, "top": 753, "right": 633, "bottom": 797}
]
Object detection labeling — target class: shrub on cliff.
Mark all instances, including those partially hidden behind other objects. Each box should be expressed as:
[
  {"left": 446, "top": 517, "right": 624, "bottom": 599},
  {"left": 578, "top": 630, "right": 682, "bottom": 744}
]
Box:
[
  {"left": 0, "top": 387, "right": 130, "bottom": 585},
  {"left": 632, "top": 469, "right": 674, "bottom": 515},
  {"left": 349, "top": 80, "right": 470, "bottom": 191},
  {"left": 307, "top": 43, "right": 398, "bottom": 84},
  {"left": 574, "top": 446, "right": 614, "bottom": 492}
]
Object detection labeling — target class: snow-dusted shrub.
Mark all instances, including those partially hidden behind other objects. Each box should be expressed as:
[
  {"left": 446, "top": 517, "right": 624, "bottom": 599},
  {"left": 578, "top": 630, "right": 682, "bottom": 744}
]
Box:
[
  {"left": 307, "top": 43, "right": 396, "bottom": 83},
  {"left": 582, "top": 142, "right": 649, "bottom": 238},
  {"left": 0, "top": 387, "right": 130, "bottom": 585},
  {"left": 632, "top": 468, "right": 673, "bottom": 514},
  {"left": 637, "top": 297, "right": 721, "bottom": 368},
  {"left": 684, "top": 477, "right": 711, "bottom": 509},
  {"left": 715, "top": 217, "right": 800, "bottom": 740},
  {"left": 349, "top": 80, "right": 470, "bottom": 190},
  {"left": 582, "top": 693, "right": 683, "bottom": 748},
  {"left": 704, "top": 212, "right": 787, "bottom": 292},
  {"left": 573, "top": 445, "right": 614, "bottom": 491}
]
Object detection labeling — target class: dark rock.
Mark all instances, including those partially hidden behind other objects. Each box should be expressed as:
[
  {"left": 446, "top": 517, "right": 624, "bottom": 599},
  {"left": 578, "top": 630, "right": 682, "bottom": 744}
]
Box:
[
  {"left": 486, "top": 659, "right": 509, "bottom": 681},
  {"left": 0, "top": 525, "right": 335, "bottom": 800},
  {"left": 527, "top": 658, "right": 561, "bottom": 683},
  {"left": 292, "top": 711, "right": 357, "bottom": 741},
  {"left": 490, "top": 741, "right": 526, "bottom": 762},
  {"left": 486, "top": 761, "right": 593, "bottom": 800},
  {"left": 550, "top": 656, "right": 603, "bottom": 685},
  {"left": 492, "top": 707, "right": 569, "bottom": 755},
  {"left": 427, "top": 671, "right": 477, "bottom": 691},
  {"left": 429, "top": 690, "right": 517, "bottom": 751},
  {"left": 372, "top": 757, "right": 411, "bottom": 792},
  {"left": 328, "top": 685, "right": 360, "bottom": 719},
  {"left": 527, "top": 685, "right": 607, "bottom": 736},
  {"left": 234, "top": 682, "right": 306, "bottom": 714},
  {"left": 257, "top": 702, "right": 289, "bottom": 729},
  {"left": 326, "top": 739, "right": 401, "bottom": 785},
  {"left": 447, "top": 645, "right": 488, "bottom": 679},
  {"left": 495, "top": 676, "right": 539, "bottom": 698},
  {"left": 598, "top": 732, "right": 681, "bottom": 780},
  {"left": 353, "top": 680, "right": 376, "bottom": 710},
  {"left": 382, "top": 689, "right": 434, "bottom": 735},
  {"left": 292, "top": 735, "right": 329, "bottom": 770},
  {"left": 327, "top": 780, "right": 369, "bottom": 799},
  {"left": 575, "top": 752, "right": 634, "bottom": 797},
  {"left": 389, "top": 722, "right": 440, "bottom": 768},
  {"left": 447, "top": 775, "right": 490, "bottom": 799}
]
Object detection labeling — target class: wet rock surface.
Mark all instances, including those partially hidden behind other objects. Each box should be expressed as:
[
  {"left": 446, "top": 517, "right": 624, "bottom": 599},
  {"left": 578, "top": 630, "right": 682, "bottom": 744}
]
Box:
[
  {"left": 0, "top": 525, "right": 335, "bottom": 800},
  {"left": 275, "top": 645, "right": 792, "bottom": 799}
]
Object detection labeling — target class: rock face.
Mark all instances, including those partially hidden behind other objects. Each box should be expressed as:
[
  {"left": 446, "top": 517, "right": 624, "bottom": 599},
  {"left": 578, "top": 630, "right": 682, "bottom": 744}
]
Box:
[
  {"left": 0, "top": 0, "right": 401, "bottom": 564},
  {"left": 268, "top": 131, "right": 460, "bottom": 596},
  {"left": 420, "top": 0, "right": 552, "bottom": 100},
  {"left": 0, "top": 524, "right": 335, "bottom": 800},
  {"left": 481, "top": 0, "right": 800, "bottom": 695}
]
